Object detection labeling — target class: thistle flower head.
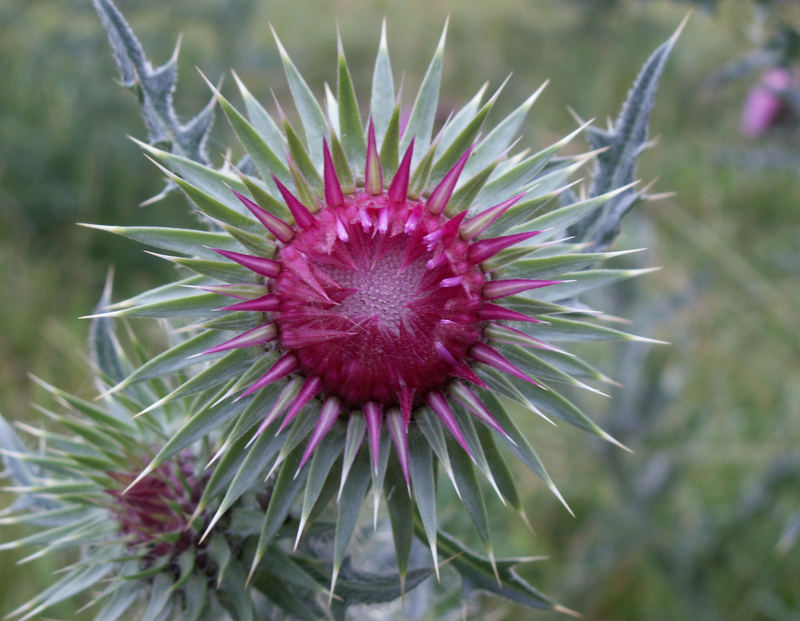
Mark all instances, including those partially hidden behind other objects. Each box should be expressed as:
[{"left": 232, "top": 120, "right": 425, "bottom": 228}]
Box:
[
  {"left": 106, "top": 458, "right": 199, "bottom": 557},
  {"left": 85, "top": 13, "right": 676, "bottom": 596},
  {"left": 740, "top": 66, "right": 795, "bottom": 138}
]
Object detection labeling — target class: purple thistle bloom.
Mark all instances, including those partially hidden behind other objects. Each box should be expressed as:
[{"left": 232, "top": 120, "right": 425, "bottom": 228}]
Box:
[{"left": 741, "top": 67, "right": 794, "bottom": 138}]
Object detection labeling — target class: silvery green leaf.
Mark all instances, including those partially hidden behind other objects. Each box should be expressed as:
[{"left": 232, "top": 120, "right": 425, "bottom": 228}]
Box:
[
  {"left": 0, "top": 414, "right": 37, "bottom": 487},
  {"left": 337, "top": 38, "right": 367, "bottom": 177},
  {"left": 141, "top": 572, "right": 173, "bottom": 621},
  {"left": 93, "top": 0, "right": 215, "bottom": 164},
  {"left": 447, "top": 437, "right": 492, "bottom": 553},
  {"left": 408, "top": 430, "right": 438, "bottom": 571},
  {"left": 464, "top": 81, "right": 548, "bottom": 177},
  {"left": 333, "top": 450, "right": 372, "bottom": 586},
  {"left": 370, "top": 21, "right": 394, "bottom": 144},
  {"left": 474, "top": 388, "right": 570, "bottom": 513},
  {"left": 532, "top": 267, "right": 658, "bottom": 303},
  {"left": 433, "top": 528, "right": 559, "bottom": 613},
  {"left": 213, "top": 83, "right": 292, "bottom": 186},
  {"left": 384, "top": 453, "right": 413, "bottom": 586},
  {"left": 570, "top": 19, "right": 685, "bottom": 249},
  {"left": 233, "top": 71, "right": 287, "bottom": 158},
  {"left": 92, "top": 582, "right": 139, "bottom": 621},
  {"left": 272, "top": 27, "right": 328, "bottom": 167},
  {"left": 298, "top": 431, "right": 345, "bottom": 542},
  {"left": 471, "top": 121, "right": 588, "bottom": 212},
  {"left": 517, "top": 315, "right": 664, "bottom": 343},
  {"left": 252, "top": 444, "right": 308, "bottom": 571},
  {"left": 400, "top": 21, "right": 447, "bottom": 166}
]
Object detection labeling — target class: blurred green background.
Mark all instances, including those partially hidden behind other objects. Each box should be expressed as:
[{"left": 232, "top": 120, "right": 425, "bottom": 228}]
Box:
[{"left": 1, "top": 0, "right": 799, "bottom": 619}]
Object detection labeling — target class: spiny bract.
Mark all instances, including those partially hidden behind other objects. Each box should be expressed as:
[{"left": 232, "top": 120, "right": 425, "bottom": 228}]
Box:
[{"left": 87, "top": 19, "right": 663, "bottom": 589}]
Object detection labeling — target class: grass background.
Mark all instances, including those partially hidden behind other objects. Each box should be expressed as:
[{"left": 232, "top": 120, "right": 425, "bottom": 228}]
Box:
[{"left": 1, "top": 0, "right": 798, "bottom": 618}]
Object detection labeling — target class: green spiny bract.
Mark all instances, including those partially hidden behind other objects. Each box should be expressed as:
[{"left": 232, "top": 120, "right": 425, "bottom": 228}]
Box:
[{"left": 85, "top": 0, "right": 680, "bottom": 608}]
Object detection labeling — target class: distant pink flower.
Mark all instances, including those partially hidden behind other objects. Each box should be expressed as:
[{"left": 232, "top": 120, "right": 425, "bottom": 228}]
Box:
[{"left": 740, "top": 67, "right": 794, "bottom": 138}]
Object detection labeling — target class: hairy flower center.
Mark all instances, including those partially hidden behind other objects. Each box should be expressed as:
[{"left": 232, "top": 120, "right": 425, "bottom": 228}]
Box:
[
  {"left": 274, "top": 192, "right": 484, "bottom": 408},
  {"left": 329, "top": 241, "right": 425, "bottom": 328}
]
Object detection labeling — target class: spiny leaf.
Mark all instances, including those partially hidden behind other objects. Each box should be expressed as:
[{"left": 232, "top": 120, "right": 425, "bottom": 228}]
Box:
[
  {"left": 271, "top": 25, "right": 328, "bottom": 167},
  {"left": 332, "top": 450, "right": 372, "bottom": 593},
  {"left": 570, "top": 17, "right": 685, "bottom": 249},
  {"left": 408, "top": 429, "right": 438, "bottom": 574},
  {"left": 337, "top": 34, "right": 367, "bottom": 177},
  {"left": 370, "top": 20, "right": 394, "bottom": 144},
  {"left": 465, "top": 81, "right": 548, "bottom": 177},
  {"left": 400, "top": 19, "right": 447, "bottom": 166}
]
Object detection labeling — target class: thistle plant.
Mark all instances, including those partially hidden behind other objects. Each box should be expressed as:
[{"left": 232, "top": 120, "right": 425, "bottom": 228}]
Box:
[{"left": 1, "top": 0, "right": 683, "bottom": 616}]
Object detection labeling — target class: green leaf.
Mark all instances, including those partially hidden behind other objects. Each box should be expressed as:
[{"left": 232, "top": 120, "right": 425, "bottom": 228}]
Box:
[
  {"left": 379, "top": 105, "right": 401, "bottom": 179},
  {"left": 530, "top": 267, "right": 658, "bottom": 303},
  {"left": 474, "top": 387, "right": 570, "bottom": 514},
  {"left": 474, "top": 424, "right": 522, "bottom": 512},
  {"left": 471, "top": 121, "right": 589, "bottom": 212},
  {"left": 446, "top": 159, "right": 498, "bottom": 215},
  {"left": 90, "top": 291, "right": 222, "bottom": 320},
  {"left": 337, "top": 36, "right": 366, "bottom": 177},
  {"left": 203, "top": 421, "right": 290, "bottom": 537},
  {"left": 432, "top": 528, "right": 558, "bottom": 612},
  {"left": 572, "top": 17, "right": 685, "bottom": 249},
  {"left": 135, "top": 347, "right": 262, "bottom": 419},
  {"left": 134, "top": 140, "right": 251, "bottom": 220},
  {"left": 109, "top": 329, "right": 225, "bottom": 392},
  {"left": 446, "top": 437, "right": 492, "bottom": 553},
  {"left": 370, "top": 21, "right": 394, "bottom": 144},
  {"left": 330, "top": 564, "right": 433, "bottom": 612},
  {"left": 250, "top": 571, "right": 322, "bottom": 621},
  {"left": 465, "top": 81, "right": 548, "bottom": 177},
  {"left": 384, "top": 452, "right": 413, "bottom": 587},
  {"left": 329, "top": 130, "right": 354, "bottom": 192},
  {"left": 518, "top": 314, "right": 664, "bottom": 343},
  {"left": 338, "top": 415, "right": 366, "bottom": 500},
  {"left": 92, "top": 582, "right": 139, "bottom": 621},
  {"left": 505, "top": 374, "right": 628, "bottom": 452},
  {"left": 430, "top": 84, "right": 497, "bottom": 186},
  {"left": 9, "top": 563, "right": 113, "bottom": 621},
  {"left": 137, "top": 387, "right": 255, "bottom": 482},
  {"left": 500, "top": 248, "right": 641, "bottom": 281},
  {"left": 285, "top": 120, "right": 323, "bottom": 195},
  {"left": 218, "top": 558, "right": 254, "bottom": 621},
  {"left": 297, "top": 430, "right": 345, "bottom": 542},
  {"left": 232, "top": 70, "right": 287, "bottom": 161},
  {"left": 252, "top": 444, "right": 308, "bottom": 573},
  {"left": 272, "top": 27, "right": 328, "bottom": 167},
  {"left": 88, "top": 272, "right": 128, "bottom": 388},
  {"left": 258, "top": 545, "right": 326, "bottom": 594},
  {"left": 408, "top": 429, "right": 438, "bottom": 572},
  {"left": 141, "top": 572, "right": 173, "bottom": 621},
  {"left": 508, "top": 183, "right": 636, "bottom": 239},
  {"left": 436, "top": 83, "right": 487, "bottom": 156},
  {"left": 400, "top": 20, "right": 446, "bottom": 165},
  {"left": 182, "top": 573, "right": 208, "bottom": 621},
  {"left": 79, "top": 224, "right": 240, "bottom": 260},
  {"left": 211, "top": 80, "right": 292, "bottom": 185},
  {"left": 332, "top": 449, "right": 371, "bottom": 586}
]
